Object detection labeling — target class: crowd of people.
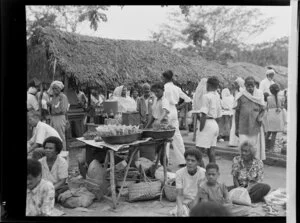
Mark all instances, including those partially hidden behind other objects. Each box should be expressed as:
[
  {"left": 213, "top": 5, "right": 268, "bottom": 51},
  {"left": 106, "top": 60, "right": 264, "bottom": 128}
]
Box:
[{"left": 26, "top": 68, "right": 287, "bottom": 216}]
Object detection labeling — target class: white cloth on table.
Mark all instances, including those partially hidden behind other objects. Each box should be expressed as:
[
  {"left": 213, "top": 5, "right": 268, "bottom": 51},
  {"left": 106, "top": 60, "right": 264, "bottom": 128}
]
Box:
[
  {"left": 39, "top": 156, "right": 68, "bottom": 185},
  {"left": 76, "top": 137, "right": 152, "bottom": 152}
]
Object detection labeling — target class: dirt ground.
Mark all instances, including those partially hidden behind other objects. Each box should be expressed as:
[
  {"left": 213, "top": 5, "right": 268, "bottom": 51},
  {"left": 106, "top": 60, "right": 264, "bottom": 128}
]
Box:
[{"left": 57, "top": 141, "right": 287, "bottom": 217}]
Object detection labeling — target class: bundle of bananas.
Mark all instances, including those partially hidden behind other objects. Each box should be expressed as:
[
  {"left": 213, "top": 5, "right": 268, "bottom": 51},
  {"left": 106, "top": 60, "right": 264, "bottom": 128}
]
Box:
[
  {"left": 83, "top": 130, "right": 101, "bottom": 140},
  {"left": 152, "top": 123, "right": 175, "bottom": 131},
  {"left": 96, "top": 124, "right": 141, "bottom": 137}
]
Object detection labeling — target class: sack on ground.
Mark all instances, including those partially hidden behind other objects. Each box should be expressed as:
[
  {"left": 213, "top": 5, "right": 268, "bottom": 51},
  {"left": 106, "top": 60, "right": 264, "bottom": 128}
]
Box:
[
  {"left": 135, "top": 157, "right": 153, "bottom": 171},
  {"left": 154, "top": 166, "right": 176, "bottom": 183},
  {"left": 228, "top": 187, "right": 252, "bottom": 206},
  {"left": 59, "top": 187, "right": 96, "bottom": 208}
]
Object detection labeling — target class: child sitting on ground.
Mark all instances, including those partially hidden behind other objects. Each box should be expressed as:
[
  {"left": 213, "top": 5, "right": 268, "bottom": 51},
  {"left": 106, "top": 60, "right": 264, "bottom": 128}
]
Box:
[
  {"left": 196, "top": 163, "right": 231, "bottom": 204},
  {"left": 27, "top": 159, "right": 55, "bottom": 216},
  {"left": 194, "top": 163, "right": 250, "bottom": 216}
]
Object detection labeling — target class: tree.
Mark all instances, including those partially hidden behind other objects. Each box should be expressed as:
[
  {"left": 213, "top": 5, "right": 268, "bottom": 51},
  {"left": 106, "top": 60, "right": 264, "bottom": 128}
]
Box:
[
  {"left": 152, "top": 6, "right": 274, "bottom": 64},
  {"left": 26, "top": 6, "right": 110, "bottom": 39}
]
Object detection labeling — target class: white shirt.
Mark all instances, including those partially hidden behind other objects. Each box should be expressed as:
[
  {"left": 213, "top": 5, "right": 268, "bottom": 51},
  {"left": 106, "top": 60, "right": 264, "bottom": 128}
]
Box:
[
  {"left": 164, "top": 82, "right": 191, "bottom": 120},
  {"left": 259, "top": 78, "right": 275, "bottom": 94},
  {"left": 29, "top": 121, "right": 61, "bottom": 145},
  {"left": 176, "top": 166, "right": 206, "bottom": 204},
  {"left": 39, "top": 156, "right": 68, "bottom": 184},
  {"left": 27, "top": 93, "right": 39, "bottom": 111},
  {"left": 200, "top": 91, "right": 222, "bottom": 119},
  {"left": 144, "top": 98, "right": 149, "bottom": 115},
  {"left": 152, "top": 96, "right": 170, "bottom": 120}
]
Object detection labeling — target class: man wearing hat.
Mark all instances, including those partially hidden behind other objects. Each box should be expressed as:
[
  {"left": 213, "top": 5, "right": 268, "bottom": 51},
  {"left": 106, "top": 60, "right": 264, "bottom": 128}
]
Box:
[{"left": 259, "top": 69, "right": 275, "bottom": 95}]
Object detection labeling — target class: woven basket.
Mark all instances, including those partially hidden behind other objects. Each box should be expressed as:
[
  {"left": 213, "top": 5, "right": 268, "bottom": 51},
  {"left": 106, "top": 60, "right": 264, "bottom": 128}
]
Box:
[
  {"left": 102, "top": 133, "right": 141, "bottom": 144},
  {"left": 164, "top": 178, "right": 177, "bottom": 202},
  {"left": 128, "top": 166, "right": 162, "bottom": 202}
]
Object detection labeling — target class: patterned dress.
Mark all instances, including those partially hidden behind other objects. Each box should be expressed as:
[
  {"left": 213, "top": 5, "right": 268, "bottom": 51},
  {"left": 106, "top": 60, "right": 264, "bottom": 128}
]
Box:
[{"left": 231, "top": 155, "right": 264, "bottom": 187}]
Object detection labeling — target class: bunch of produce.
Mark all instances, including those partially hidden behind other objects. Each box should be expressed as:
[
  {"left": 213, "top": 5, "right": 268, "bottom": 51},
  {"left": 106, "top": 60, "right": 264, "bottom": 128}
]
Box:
[
  {"left": 96, "top": 124, "right": 141, "bottom": 137},
  {"left": 83, "top": 130, "right": 101, "bottom": 140},
  {"left": 152, "top": 123, "right": 175, "bottom": 131}
]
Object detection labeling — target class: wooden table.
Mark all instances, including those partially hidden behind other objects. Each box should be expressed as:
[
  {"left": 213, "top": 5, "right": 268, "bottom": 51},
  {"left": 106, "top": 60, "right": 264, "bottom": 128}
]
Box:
[{"left": 77, "top": 137, "right": 172, "bottom": 209}]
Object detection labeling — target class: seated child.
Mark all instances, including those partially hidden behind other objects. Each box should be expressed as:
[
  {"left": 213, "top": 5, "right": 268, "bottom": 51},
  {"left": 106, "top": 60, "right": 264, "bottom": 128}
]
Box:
[
  {"left": 27, "top": 159, "right": 55, "bottom": 216},
  {"left": 197, "top": 163, "right": 231, "bottom": 204},
  {"left": 170, "top": 148, "right": 206, "bottom": 216},
  {"left": 195, "top": 163, "right": 250, "bottom": 216}
]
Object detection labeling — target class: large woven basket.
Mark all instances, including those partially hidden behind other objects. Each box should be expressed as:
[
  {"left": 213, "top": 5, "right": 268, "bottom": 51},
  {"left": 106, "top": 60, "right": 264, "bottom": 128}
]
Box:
[
  {"left": 164, "top": 178, "right": 177, "bottom": 202},
  {"left": 128, "top": 166, "right": 162, "bottom": 202},
  {"left": 101, "top": 133, "right": 141, "bottom": 144}
]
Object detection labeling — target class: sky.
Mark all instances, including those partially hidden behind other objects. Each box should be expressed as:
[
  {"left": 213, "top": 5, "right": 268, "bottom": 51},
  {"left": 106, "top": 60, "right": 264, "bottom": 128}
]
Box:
[{"left": 75, "top": 5, "right": 291, "bottom": 45}]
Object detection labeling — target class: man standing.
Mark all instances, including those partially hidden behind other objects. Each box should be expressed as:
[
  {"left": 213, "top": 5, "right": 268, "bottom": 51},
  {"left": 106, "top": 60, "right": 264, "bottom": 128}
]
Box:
[
  {"left": 137, "top": 83, "right": 155, "bottom": 128},
  {"left": 162, "top": 70, "right": 192, "bottom": 167},
  {"left": 259, "top": 69, "right": 275, "bottom": 94}
]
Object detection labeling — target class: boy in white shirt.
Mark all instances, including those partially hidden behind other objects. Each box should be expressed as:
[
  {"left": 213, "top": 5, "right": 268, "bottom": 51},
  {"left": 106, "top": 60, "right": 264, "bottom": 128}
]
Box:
[{"left": 145, "top": 82, "right": 170, "bottom": 165}]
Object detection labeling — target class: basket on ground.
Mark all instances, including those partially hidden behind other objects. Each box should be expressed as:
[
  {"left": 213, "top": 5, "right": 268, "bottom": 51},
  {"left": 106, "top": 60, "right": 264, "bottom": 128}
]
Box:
[
  {"left": 101, "top": 133, "right": 141, "bottom": 144},
  {"left": 142, "top": 129, "right": 175, "bottom": 140},
  {"left": 128, "top": 179, "right": 162, "bottom": 202},
  {"left": 164, "top": 178, "right": 176, "bottom": 202}
]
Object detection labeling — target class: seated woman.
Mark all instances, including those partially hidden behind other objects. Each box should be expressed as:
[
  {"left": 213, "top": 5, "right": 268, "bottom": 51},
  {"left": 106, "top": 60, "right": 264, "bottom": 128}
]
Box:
[
  {"left": 27, "top": 159, "right": 55, "bottom": 216},
  {"left": 110, "top": 85, "right": 137, "bottom": 113},
  {"left": 39, "top": 136, "right": 69, "bottom": 201},
  {"left": 230, "top": 141, "right": 271, "bottom": 203}
]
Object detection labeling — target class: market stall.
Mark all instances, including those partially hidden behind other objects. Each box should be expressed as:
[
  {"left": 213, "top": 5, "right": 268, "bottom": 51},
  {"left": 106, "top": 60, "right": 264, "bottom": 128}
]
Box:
[{"left": 76, "top": 125, "right": 174, "bottom": 209}]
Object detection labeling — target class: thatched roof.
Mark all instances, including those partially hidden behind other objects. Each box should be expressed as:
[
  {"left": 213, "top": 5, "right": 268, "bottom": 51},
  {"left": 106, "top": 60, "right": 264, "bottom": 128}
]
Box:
[
  {"left": 28, "top": 27, "right": 201, "bottom": 89},
  {"left": 27, "top": 27, "right": 287, "bottom": 91}
]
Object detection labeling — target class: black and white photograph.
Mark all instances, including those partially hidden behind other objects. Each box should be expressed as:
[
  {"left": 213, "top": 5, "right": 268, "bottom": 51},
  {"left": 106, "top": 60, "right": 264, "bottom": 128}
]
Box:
[{"left": 21, "top": 4, "right": 297, "bottom": 219}]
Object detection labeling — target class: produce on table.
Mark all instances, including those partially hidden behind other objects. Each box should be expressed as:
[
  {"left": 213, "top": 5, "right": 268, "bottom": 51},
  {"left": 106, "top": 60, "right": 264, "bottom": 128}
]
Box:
[
  {"left": 83, "top": 130, "right": 101, "bottom": 140},
  {"left": 152, "top": 123, "right": 175, "bottom": 131},
  {"left": 96, "top": 124, "right": 141, "bottom": 137}
]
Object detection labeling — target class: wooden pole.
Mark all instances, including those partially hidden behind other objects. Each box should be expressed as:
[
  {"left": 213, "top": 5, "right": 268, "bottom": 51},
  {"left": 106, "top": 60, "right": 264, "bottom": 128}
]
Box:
[
  {"left": 109, "top": 150, "right": 117, "bottom": 209},
  {"left": 162, "top": 141, "right": 168, "bottom": 187},
  {"left": 192, "top": 113, "right": 197, "bottom": 142}
]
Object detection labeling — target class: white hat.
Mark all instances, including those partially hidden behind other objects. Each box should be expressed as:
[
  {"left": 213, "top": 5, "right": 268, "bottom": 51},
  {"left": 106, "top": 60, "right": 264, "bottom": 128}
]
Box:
[{"left": 266, "top": 69, "right": 275, "bottom": 76}]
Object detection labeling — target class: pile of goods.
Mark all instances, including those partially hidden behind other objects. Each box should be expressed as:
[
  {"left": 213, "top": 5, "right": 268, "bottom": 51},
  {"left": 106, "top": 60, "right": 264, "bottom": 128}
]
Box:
[
  {"left": 153, "top": 123, "right": 175, "bottom": 131},
  {"left": 83, "top": 130, "right": 102, "bottom": 142},
  {"left": 96, "top": 125, "right": 142, "bottom": 144},
  {"left": 96, "top": 124, "right": 141, "bottom": 137},
  {"left": 142, "top": 124, "right": 176, "bottom": 140}
]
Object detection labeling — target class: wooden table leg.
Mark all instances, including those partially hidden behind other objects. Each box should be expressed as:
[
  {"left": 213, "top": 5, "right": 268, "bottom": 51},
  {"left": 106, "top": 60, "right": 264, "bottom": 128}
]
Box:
[
  {"left": 103, "top": 151, "right": 109, "bottom": 178},
  {"left": 109, "top": 150, "right": 117, "bottom": 209},
  {"left": 162, "top": 141, "right": 168, "bottom": 186},
  {"left": 192, "top": 113, "right": 197, "bottom": 142},
  {"left": 116, "top": 147, "right": 139, "bottom": 203}
]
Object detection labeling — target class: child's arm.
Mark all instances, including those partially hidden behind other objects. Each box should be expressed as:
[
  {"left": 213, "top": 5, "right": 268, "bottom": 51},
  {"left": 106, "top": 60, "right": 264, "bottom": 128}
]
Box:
[{"left": 223, "top": 184, "right": 232, "bottom": 204}]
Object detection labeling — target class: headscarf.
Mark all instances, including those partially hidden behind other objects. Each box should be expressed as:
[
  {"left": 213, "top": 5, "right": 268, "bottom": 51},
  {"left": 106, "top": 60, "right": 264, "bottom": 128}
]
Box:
[
  {"left": 221, "top": 88, "right": 231, "bottom": 98},
  {"left": 113, "top": 85, "right": 124, "bottom": 97},
  {"left": 235, "top": 86, "right": 265, "bottom": 107},
  {"left": 47, "top": 80, "right": 64, "bottom": 95},
  {"left": 235, "top": 77, "right": 245, "bottom": 90},
  {"left": 266, "top": 69, "right": 275, "bottom": 76},
  {"left": 221, "top": 88, "right": 234, "bottom": 115},
  {"left": 192, "top": 78, "right": 207, "bottom": 111}
]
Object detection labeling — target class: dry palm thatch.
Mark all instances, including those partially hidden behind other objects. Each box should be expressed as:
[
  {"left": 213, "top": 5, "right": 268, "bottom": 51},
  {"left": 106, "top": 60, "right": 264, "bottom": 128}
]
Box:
[
  {"left": 27, "top": 27, "right": 200, "bottom": 90},
  {"left": 27, "top": 27, "right": 287, "bottom": 91}
]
